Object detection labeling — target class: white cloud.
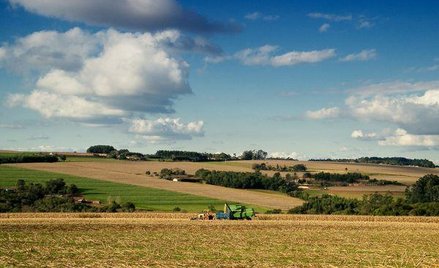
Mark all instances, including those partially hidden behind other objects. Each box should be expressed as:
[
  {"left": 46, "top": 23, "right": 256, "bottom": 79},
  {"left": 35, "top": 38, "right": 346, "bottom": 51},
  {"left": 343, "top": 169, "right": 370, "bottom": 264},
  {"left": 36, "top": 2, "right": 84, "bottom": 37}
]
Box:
[
  {"left": 5, "top": 28, "right": 196, "bottom": 121},
  {"left": 268, "top": 152, "right": 302, "bottom": 160},
  {"left": 0, "top": 27, "right": 99, "bottom": 73},
  {"left": 308, "top": 12, "right": 375, "bottom": 31},
  {"left": 8, "top": 91, "right": 126, "bottom": 119},
  {"left": 308, "top": 13, "right": 352, "bottom": 22},
  {"left": 319, "top": 23, "right": 330, "bottom": 32},
  {"left": 9, "top": 0, "right": 240, "bottom": 33},
  {"left": 306, "top": 107, "right": 340, "bottom": 119},
  {"left": 351, "top": 130, "right": 378, "bottom": 140},
  {"left": 350, "top": 81, "right": 439, "bottom": 97},
  {"left": 346, "top": 90, "right": 439, "bottom": 134},
  {"left": 307, "top": 81, "right": 439, "bottom": 148},
  {"left": 0, "top": 28, "right": 220, "bottom": 75},
  {"left": 245, "top": 12, "right": 279, "bottom": 21},
  {"left": 358, "top": 16, "right": 374, "bottom": 29},
  {"left": 128, "top": 118, "right": 204, "bottom": 142},
  {"left": 379, "top": 129, "right": 439, "bottom": 147},
  {"left": 341, "top": 49, "right": 377, "bottom": 62},
  {"left": 0, "top": 48, "right": 6, "bottom": 60},
  {"left": 233, "top": 45, "right": 335, "bottom": 67},
  {"left": 0, "top": 123, "right": 24, "bottom": 129}
]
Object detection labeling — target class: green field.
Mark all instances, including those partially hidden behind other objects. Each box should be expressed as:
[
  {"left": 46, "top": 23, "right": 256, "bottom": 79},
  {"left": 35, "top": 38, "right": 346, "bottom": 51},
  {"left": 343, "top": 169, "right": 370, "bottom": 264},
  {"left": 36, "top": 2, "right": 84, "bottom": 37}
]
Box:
[{"left": 0, "top": 166, "right": 228, "bottom": 212}]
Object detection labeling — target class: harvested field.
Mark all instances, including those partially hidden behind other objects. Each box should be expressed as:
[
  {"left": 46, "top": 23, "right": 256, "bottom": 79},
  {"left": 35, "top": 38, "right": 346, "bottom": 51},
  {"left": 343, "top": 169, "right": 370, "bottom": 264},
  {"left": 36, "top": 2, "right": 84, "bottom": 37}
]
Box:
[
  {"left": 8, "top": 162, "right": 304, "bottom": 210},
  {"left": 0, "top": 213, "right": 438, "bottom": 267}
]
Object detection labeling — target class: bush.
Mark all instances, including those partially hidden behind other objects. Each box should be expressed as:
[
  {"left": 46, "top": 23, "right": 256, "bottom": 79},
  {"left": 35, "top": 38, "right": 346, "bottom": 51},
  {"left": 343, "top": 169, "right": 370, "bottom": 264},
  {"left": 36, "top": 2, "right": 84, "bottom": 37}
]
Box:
[
  {"left": 265, "top": 209, "right": 282, "bottom": 214},
  {"left": 291, "top": 164, "right": 307, "bottom": 172},
  {"left": 121, "top": 202, "right": 136, "bottom": 212},
  {"left": 159, "top": 168, "right": 186, "bottom": 179},
  {"left": 173, "top": 207, "right": 181, "bottom": 212}
]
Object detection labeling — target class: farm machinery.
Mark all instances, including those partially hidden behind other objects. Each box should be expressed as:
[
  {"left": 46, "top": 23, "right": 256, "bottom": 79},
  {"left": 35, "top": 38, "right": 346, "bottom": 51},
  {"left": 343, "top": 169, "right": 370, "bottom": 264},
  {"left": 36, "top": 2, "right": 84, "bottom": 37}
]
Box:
[{"left": 193, "top": 203, "right": 255, "bottom": 220}]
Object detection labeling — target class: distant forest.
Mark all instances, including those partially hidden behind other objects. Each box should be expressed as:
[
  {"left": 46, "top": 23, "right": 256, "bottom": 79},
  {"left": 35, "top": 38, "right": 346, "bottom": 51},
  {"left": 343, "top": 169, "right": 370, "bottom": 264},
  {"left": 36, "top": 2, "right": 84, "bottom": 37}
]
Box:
[
  {"left": 85, "top": 145, "right": 268, "bottom": 162},
  {"left": 309, "top": 157, "right": 436, "bottom": 168},
  {"left": 82, "top": 146, "right": 438, "bottom": 167}
]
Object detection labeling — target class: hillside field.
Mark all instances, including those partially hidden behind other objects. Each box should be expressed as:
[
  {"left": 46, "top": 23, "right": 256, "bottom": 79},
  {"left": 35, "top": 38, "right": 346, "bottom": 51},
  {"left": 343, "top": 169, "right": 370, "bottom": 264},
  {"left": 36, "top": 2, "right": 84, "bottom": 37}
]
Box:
[
  {"left": 0, "top": 213, "right": 438, "bottom": 267},
  {"left": 8, "top": 158, "right": 438, "bottom": 204},
  {"left": 0, "top": 166, "right": 231, "bottom": 212}
]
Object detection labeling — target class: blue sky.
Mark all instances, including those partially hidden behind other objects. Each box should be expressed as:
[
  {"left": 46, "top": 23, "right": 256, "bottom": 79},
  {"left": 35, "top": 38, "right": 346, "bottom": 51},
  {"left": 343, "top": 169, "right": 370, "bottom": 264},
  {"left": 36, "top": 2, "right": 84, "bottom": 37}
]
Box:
[{"left": 0, "top": 0, "right": 439, "bottom": 162}]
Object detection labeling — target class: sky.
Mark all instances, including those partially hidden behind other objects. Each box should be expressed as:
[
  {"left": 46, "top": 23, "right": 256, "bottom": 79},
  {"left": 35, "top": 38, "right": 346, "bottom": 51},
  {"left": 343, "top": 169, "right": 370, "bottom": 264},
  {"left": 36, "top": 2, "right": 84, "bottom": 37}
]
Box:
[{"left": 0, "top": 0, "right": 439, "bottom": 162}]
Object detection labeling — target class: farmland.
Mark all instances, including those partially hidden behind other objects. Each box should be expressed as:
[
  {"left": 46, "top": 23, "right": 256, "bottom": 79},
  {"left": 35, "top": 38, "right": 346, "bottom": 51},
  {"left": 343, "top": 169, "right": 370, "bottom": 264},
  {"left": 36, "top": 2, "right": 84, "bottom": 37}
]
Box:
[
  {"left": 0, "top": 166, "right": 230, "bottom": 212},
  {"left": 7, "top": 161, "right": 305, "bottom": 210},
  {"left": 8, "top": 158, "right": 438, "bottom": 204},
  {"left": 0, "top": 213, "right": 438, "bottom": 267}
]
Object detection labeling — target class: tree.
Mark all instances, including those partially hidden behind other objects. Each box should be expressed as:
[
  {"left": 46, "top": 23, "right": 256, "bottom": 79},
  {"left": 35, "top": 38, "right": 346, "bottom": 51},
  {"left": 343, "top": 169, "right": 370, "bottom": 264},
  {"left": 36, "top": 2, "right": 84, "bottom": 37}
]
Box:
[
  {"left": 86, "top": 145, "right": 116, "bottom": 154},
  {"left": 405, "top": 174, "right": 439, "bottom": 203},
  {"left": 241, "top": 150, "right": 254, "bottom": 160},
  {"left": 240, "top": 149, "right": 267, "bottom": 160},
  {"left": 254, "top": 150, "right": 268, "bottom": 160}
]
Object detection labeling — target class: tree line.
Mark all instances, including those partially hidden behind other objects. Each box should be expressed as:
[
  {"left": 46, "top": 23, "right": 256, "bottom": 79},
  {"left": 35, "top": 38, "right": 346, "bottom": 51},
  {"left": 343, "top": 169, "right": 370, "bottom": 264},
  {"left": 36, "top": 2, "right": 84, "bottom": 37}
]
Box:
[
  {"left": 194, "top": 169, "right": 299, "bottom": 195},
  {"left": 309, "top": 157, "right": 436, "bottom": 168},
  {"left": 309, "top": 172, "right": 402, "bottom": 186},
  {"left": 289, "top": 174, "right": 439, "bottom": 216},
  {"left": 0, "top": 153, "right": 62, "bottom": 164},
  {"left": 0, "top": 179, "right": 135, "bottom": 213},
  {"left": 252, "top": 163, "right": 307, "bottom": 172}
]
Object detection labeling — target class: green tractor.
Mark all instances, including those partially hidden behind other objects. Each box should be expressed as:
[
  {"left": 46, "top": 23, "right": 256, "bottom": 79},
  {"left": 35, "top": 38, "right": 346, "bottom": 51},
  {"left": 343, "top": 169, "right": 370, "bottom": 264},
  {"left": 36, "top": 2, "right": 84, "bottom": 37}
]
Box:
[{"left": 216, "top": 203, "right": 255, "bottom": 220}]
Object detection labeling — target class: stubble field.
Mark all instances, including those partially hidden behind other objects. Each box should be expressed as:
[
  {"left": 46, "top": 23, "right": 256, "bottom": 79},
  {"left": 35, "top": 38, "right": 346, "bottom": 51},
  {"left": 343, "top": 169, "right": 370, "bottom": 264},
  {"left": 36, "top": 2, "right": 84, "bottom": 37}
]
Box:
[{"left": 0, "top": 213, "right": 438, "bottom": 267}]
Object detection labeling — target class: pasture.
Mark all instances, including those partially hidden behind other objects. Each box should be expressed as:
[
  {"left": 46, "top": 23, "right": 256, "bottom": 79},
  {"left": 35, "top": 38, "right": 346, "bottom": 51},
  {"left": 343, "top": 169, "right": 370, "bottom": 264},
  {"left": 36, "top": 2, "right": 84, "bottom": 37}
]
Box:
[{"left": 0, "top": 213, "right": 438, "bottom": 267}]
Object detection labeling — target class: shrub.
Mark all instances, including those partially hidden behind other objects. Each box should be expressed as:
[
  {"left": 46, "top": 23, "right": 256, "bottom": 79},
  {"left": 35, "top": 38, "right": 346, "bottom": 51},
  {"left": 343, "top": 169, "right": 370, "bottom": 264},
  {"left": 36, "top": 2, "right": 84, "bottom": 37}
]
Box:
[
  {"left": 265, "top": 209, "right": 282, "bottom": 214},
  {"left": 121, "top": 202, "right": 136, "bottom": 212}
]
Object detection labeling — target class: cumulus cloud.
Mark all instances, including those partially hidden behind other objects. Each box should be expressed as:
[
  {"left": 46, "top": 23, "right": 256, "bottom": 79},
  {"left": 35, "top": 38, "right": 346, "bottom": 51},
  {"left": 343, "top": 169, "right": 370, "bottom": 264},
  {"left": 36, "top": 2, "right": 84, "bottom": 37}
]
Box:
[
  {"left": 340, "top": 49, "right": 377, "bottom": 62},
  {"left": 0, "top": 28, "right": 221, "bottom": 74},
  {"left": 7, "top": 91, "right": 126, "bottom": 120},
  {"left": 379, "top": 129, "right": 439, "bottom": 148},
  {"left": 230, "top": 45, "right": 335, "bottom": 67},
  {"left": 351, "top": 130, "right": 378, "bottom": 140},
  {"left": 4, "top": 28, "right": 202, "bottom": 121},
  {"left": 306, "top": 107, "right": 340, "bottom": 119},
  {"left": 245, "top": 12, "right": 279, "bottom": 21},
  {"left": 0, "top": 27, "right": 99, "bottom": 73},
  {"left": 9, "top": 0, "right": 241, "bottom": 33},
  {"left": 308, "top": 81, "right": 439, "bottom": 147},
  {"left": 128, "top": 118, "right": 204, "bottom": 142},
  {"left": 319, "top": 23, "right": 330, "bottom": 32},
  {"left": 346, "top": 90, "right": 439, "bottom": 135}
]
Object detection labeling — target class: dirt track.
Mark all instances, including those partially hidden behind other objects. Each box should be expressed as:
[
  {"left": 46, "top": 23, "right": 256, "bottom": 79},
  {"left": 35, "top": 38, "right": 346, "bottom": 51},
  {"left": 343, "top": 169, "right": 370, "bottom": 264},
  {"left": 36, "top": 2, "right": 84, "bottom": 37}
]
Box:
[{"left": 10, "top": 161, "right": 304, "bottom": 210}]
